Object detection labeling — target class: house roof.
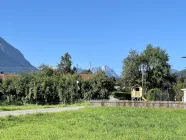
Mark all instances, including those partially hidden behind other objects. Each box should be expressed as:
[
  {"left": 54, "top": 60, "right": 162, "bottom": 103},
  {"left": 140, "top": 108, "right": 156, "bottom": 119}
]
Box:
[
  {"left": 0, "top": 74, "right": 17, "bottom": 80},
  {"left": 132, "top": 84, "right": 142, "bottom": 89},
  {"left": 131, "top": 84, "right": 142, "bottom": 91},
  {"left": 79, "top": 74, "right": 93, "bottom": 79}
]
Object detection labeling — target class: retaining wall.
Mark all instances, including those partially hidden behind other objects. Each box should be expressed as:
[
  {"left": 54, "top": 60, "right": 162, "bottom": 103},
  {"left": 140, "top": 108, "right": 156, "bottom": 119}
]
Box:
[{"left": 90, "top": 100, "right": 186, "bottom": 109}]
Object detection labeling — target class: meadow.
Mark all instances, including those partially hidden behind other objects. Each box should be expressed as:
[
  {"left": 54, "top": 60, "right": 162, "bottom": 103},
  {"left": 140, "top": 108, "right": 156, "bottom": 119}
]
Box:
[{"left": 0, "top": 107, "right": 186, "bottom": 140}]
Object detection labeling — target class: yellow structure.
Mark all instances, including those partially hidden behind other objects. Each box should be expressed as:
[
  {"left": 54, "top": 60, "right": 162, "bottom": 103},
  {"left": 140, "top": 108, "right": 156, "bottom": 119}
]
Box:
[{"left": 131, "top": 84, "right": 143, "bottom": 100}]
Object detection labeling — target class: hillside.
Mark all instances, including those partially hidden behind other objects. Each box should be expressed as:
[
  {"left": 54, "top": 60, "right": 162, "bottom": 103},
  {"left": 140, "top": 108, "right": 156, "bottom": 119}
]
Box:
[
  {"left": 0, "top": 37, "right": 37, "bottom": 73},
  {"left": 176, "top": 70, "right": 186, "bottom": 78}
]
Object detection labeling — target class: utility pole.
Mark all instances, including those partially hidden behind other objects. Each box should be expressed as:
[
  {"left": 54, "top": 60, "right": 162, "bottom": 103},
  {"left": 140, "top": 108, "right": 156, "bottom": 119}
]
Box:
[
  {"left": 142, "top": 69, "right": 144, "bottom": 88},
  {"left": 141, "top": 65, "right": 144, "bottom": 88},
  {"left": 89, "top": 61, "right": 92, "bottom": 71}
]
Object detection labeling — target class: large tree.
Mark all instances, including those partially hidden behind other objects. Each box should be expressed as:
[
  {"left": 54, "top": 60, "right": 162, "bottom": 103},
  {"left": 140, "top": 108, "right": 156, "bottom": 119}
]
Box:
[
  {"left": 122, "top": 44, "right": 174, "bottom": 90},
  {"left": 122, "top": 50, "right": 141, "bottom": 90}
]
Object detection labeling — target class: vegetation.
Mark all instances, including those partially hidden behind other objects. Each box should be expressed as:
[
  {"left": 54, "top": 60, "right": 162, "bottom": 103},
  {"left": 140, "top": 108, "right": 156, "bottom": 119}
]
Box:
[
  {"left": 0, "top": 107, "right": 186, "bottom": 139},
  {"left": 122, "top": 44, "right": 175, "bottom": 90},
  {"left": 111, "top": 91, "right": 131, "bottom": 100},
  {"left": 58, "top": 52, "right": 77, "bottom": 74},
  {"left": 0, "top": 53, "right": 115, "bottom": 105},
  {"left": 122, "top": 44, "right": 181, "bottom": 101},
  {"left": 146, "top": 88, "right": 168, "bottom": 101},
  {"left": 173, "top": 78, "right": 186, "bottom": 101},
  {"left": 80, "top": 69, "right": 93, "bottom": 74},
  {"left": 0, "top": 45, "right": 186, "bottom": 104}
]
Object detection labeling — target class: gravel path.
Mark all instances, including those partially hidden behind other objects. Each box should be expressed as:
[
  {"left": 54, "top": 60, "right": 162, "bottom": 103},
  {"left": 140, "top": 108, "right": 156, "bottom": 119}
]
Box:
[{"left": 0, "top": 106, "right": 85, "bottom": 117}]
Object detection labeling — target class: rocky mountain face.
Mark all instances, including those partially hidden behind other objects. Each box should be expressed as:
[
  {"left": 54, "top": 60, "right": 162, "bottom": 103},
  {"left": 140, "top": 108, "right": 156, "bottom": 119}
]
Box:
[
  {"left": 77, "top": 66, "right": 119, "bottom": 78},
  {"left": 0, "top": 37, "right": 37, "bottom": 73},
  {"left": 91, "top": 66, "right": 119, "bottom": 78}
]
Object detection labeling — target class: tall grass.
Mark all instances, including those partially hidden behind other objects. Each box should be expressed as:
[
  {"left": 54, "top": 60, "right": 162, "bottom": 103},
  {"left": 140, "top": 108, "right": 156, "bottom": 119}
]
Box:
[{"left": 0, "top": 107, "right": 186, "bottom": 139}]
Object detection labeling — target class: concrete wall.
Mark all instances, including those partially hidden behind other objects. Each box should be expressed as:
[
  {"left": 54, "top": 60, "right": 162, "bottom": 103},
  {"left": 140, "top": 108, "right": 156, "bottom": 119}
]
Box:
[{"left": 91, "top": 100, "right": 186, "bottom": 109}]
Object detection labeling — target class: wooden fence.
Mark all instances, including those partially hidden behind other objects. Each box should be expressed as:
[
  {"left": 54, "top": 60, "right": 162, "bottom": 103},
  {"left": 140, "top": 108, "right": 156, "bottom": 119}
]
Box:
[{"left": 90, "top": 100, "right": 186, "bottom": 109}]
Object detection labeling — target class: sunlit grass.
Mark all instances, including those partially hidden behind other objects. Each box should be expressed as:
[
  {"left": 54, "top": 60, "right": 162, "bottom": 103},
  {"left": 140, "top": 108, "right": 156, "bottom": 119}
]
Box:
[{"left": 0, "top": 107, "right": 186, "bottom": 139}]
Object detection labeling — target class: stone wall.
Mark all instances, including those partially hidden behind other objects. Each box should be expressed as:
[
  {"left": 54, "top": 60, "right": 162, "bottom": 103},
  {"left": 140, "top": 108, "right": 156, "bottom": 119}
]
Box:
[{"left": 90, "top": 100, "right": 186, "bottom": 109}]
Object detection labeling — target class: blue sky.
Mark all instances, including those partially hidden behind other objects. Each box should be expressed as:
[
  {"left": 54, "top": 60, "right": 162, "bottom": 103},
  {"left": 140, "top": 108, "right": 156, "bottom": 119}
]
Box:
[{"left": 1, "top": 0, "right": 186, "bottom": 74}]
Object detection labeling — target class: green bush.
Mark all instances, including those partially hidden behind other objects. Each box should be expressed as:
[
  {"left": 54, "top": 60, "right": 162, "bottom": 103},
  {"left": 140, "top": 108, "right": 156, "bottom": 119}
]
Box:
[
  {"left": 146, "top": 88, "right": 168, "bottom": 101},
  {"left": 146, "top": 89, "right": 156, "bottom": 101},
  {"left": 112, "top": 91, "right": 131, "bottom": 100},
  {"left": 0, "top": 70, "right": 115, "bottom": 104}
]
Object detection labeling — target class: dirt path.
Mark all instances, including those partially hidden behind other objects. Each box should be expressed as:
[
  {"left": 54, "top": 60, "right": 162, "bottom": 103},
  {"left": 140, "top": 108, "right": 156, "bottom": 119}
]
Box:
[{"left": 0, "top": 106, "right": 85, "bottom": 117}]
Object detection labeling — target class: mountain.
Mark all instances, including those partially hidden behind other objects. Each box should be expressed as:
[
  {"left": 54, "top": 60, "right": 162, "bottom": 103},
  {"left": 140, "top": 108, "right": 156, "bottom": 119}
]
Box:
[
  {"left": 176, "top": 70, "right": 186, "bottom": 78},
  {"left": 0, "top": 37, "right": 37, "bottom": 73},
  {"left": 91, "top": 66, "right": 119, "bottom": 78},
  {"left": 170, "top": 69, "right": 186, "bottom": 78},
  {"left": 76, "top": 67, "right": 84, "bottom": 73},
  {"left": 170, "top": 69, "right": 179, "bottom": 74}
]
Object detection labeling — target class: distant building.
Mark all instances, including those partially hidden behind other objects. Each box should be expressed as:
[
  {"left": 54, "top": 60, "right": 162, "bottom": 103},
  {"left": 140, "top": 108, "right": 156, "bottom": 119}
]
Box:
[
  {"left": 0, "top": 74, "right": 17, "bottom": 80},
  {"left": 79, "top": 74, "right": 93, "bottom": 79}
]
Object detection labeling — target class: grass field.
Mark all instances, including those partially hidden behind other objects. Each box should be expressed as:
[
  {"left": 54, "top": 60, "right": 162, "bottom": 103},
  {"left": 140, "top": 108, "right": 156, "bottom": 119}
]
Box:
[
  {"left": 0, "top": 107, "right": 186, "bottom": 140},
  {"left": 0, "top": 102, "right": 90, "bottom": 111}
]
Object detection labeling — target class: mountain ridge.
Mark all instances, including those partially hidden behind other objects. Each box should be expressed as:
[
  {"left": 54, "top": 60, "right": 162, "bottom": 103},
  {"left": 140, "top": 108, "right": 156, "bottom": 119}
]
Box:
[
  {"left": 0, "top": 37, "right": 37, "bottom": 73},
  {"left": 77, "top": 66, "right": 120, "bottom": 78}
]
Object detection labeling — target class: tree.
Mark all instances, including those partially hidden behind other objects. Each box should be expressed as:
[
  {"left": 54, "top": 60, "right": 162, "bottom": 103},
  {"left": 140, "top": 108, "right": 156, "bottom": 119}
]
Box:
[
  {"left": 38, "top": 64, "right": 54, "bottom": 77},
  {"left": 141, "top": 44, "right": 171, "bottom": 89},
  {"left": 122, "top": 50, "right": 141, "bottom": 90},
  {"left": 89, "top": 71, "right": 115, "bottom": 99},
  {"left": 58, "top": 53, "right": 73, "bottom": 74},
  {"left": 80, "top": 69, "right": 93, "bottom": 74},
  {"left": 173, "top": 79, "right": 186, "bottom": 101},
  {"left": 122, "top": 44, "right": 174, "bottom": 91}
]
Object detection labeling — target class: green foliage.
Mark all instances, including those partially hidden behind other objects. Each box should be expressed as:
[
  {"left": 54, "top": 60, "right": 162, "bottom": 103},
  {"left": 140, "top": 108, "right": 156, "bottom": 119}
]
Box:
[
  {"left": 88, "top": 71, "right": 115, "bottom": 99},
  {"left": 1, "top": 107, "right": 186, "bottom": 139},
  {"left": 146, "top": 88, "right": 168, "bottom": 101},
  {"left": 122, "top": 50, "right": 141, "bottom": 90},
  {"left": 38, "top": 64, "right": 54, "bottom": 77},
  {"left": 80, "top": 69, "right": 93, "bottom": 74},
  {"left": 122, "top": 44, "right": 175, "bottom": 91},
  {"left": 0, "top": 69, "right": 115, "bottom": 105},
  {"left": 173, "top": 78, "right": 186, "bottom": 101},
  {"left": 58, "top": 52, "right": 76, "bottom": 74},
  {"left": 146, "top": 89, "right": 156, "bottom": 101},
  {"left": 111, "top": 91, "right": 131, "bottom": 100}
]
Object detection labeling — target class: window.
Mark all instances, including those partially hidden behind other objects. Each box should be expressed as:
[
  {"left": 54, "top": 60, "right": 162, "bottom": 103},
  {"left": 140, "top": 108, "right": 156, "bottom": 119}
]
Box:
[{"left": 136, "top": 88, "right": 140, "bottom": 91}]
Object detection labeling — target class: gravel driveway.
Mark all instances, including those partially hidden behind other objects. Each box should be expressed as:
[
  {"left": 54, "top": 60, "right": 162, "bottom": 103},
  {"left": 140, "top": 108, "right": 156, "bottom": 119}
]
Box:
[{"left": 0, "top": 106, "right": 85, "bottom": 117}]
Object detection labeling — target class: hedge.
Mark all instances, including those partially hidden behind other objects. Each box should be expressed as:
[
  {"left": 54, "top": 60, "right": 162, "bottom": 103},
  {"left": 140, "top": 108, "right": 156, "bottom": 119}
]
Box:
[{"left": 111, "top": 91, "right": 131, "bottom": 100}]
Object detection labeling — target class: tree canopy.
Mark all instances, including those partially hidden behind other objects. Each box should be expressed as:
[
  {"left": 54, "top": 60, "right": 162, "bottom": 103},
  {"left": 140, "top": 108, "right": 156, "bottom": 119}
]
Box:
[{"left": 122, "top": 44, "right": 174, "bottom": 91}]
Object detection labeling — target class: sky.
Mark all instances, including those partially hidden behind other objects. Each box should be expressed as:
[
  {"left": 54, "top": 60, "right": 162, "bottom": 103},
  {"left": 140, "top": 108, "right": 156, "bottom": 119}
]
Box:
[{"left": 1, "top": 0, "right": 186, "bottom": 75}]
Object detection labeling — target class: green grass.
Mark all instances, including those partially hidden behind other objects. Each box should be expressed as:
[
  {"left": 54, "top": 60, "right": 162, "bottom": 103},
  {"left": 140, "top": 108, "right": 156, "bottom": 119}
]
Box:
[
  {"left": 0, "top": 107, "right": 186, "bottom": 140},
  {"left": 0, "top": 101, "right": 90, "bottom": 111}
]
